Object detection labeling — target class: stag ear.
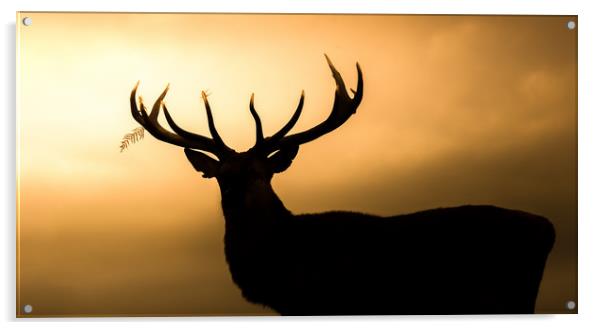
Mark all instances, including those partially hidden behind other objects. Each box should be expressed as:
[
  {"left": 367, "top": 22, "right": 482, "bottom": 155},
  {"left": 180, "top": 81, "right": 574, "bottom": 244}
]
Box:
[
  {"left": 184, "top": 148, "right": 220, "bottom": 178},
  {"left": 268, "top": 145, "right": 299, "bottom": 173}
]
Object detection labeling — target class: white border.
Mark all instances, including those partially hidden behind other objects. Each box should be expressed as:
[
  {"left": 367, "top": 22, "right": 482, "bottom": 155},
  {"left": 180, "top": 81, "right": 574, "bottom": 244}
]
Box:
[{"left": 2, "top": 1, "right": 601, "bottom": 329}]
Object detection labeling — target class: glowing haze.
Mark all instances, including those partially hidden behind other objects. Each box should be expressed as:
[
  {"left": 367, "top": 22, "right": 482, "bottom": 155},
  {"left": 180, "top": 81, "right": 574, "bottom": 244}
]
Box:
[{"left": 17, "top": 13, "right": 576, "bottom": 315}]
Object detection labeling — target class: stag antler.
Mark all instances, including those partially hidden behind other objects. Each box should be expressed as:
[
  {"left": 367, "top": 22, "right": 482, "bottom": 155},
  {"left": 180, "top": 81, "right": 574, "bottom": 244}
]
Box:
[
  {"left": 130, "top": 82, "right": 234, "bottom": 158},
  {"left": 128, "top": 54, "right": 362, "bottom": 157},
  {"left": 250, "top": 54, "right": 363, "bottom": 153}
]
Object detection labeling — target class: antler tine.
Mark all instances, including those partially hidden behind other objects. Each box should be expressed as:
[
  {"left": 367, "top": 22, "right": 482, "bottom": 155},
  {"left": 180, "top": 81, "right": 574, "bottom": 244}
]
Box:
[
  {"left": 262, "top": 91, "right": 305, "bottom": 149},
  {"left": 324, "top": 54, "right": 363, "bottom": 117},
  {"left": 162, "top": 103, "right": 222, "bottom": 147},
  {"left": 324, "top": 54, "right": 347, "bottom": 95},
  {"left": 201, "top": 91, "right": 232, "bottom": 153},
  {"left": 266, "top": 55, "right": 363, "bottom": 152},
  {"left": 249, "top": 93, "right": 265, "bottom": 146},
  {"left": 150, "top": 84, "right": 170, "bottom": 121},
  {"left": 130, "top": 81, "right": 145, "bottom": 125},
  {"left": 352, "top": 62, "right": 363, "bottom": 106},
  {"left": 129, "top": 82, "right": 230, "bottom": 157}
]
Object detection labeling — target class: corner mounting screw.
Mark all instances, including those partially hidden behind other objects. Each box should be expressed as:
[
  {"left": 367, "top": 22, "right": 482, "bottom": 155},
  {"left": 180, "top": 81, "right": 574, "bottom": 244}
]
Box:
[
  {"left": 566, "top": 300, "right": 576, "bottom": 310},
  {"left": 567, "top": 21, "right": 576, "bottom": 30}
]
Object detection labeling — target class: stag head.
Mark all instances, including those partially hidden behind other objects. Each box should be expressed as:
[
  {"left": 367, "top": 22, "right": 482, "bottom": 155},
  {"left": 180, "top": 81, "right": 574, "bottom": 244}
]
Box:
[{"left": 130, "top": 55, "right": 363, "bottom": 202}]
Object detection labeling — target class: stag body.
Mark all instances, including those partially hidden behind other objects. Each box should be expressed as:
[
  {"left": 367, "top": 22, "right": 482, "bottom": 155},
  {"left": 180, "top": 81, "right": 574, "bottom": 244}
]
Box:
[{"left": 129, "top": 55, "right": 555, "bottom": 314}]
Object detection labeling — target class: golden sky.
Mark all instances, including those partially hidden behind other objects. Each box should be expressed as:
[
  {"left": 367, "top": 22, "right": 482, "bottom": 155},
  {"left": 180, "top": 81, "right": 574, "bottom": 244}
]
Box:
[{"left": 17, "top": 13, "right": 577, "bottom": 315}]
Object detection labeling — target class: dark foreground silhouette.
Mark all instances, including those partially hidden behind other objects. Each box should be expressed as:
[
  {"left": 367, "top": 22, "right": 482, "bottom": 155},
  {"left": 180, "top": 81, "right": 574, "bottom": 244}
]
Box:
[
  {"left": 225, "top": 205, "right": 555, "bottom": 315},
  {"left": 128, "top": 55, "right": 555, "bottom": 314}
]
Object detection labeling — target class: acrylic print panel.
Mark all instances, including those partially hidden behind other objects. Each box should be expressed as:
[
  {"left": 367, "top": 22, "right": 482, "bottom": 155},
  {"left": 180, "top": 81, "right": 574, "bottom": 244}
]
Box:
[{"left": 16, "top": 12, "right": 577, "bottom": 316}]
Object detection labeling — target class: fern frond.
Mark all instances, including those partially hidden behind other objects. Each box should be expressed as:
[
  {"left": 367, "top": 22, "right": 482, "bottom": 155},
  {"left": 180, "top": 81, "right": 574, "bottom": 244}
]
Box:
[{"left": 120, "top": 127, "right": 145, "bottom": 152}]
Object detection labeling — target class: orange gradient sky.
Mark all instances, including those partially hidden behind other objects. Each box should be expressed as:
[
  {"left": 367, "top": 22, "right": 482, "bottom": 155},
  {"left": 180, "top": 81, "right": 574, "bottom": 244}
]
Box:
[{"left": 17, "top": 13, "right": 576, "bottom": 316}]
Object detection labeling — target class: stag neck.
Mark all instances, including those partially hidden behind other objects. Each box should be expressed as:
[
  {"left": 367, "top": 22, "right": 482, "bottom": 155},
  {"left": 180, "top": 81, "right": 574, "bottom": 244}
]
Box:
[{"left": 221, "top": 183, "right": 293, "bottom": 228}]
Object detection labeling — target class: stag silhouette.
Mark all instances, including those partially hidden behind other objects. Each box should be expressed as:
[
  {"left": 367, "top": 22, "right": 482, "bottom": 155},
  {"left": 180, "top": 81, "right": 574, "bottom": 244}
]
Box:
[{"left": 128, "top": 55, "right": 555, "bottom": 315}]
